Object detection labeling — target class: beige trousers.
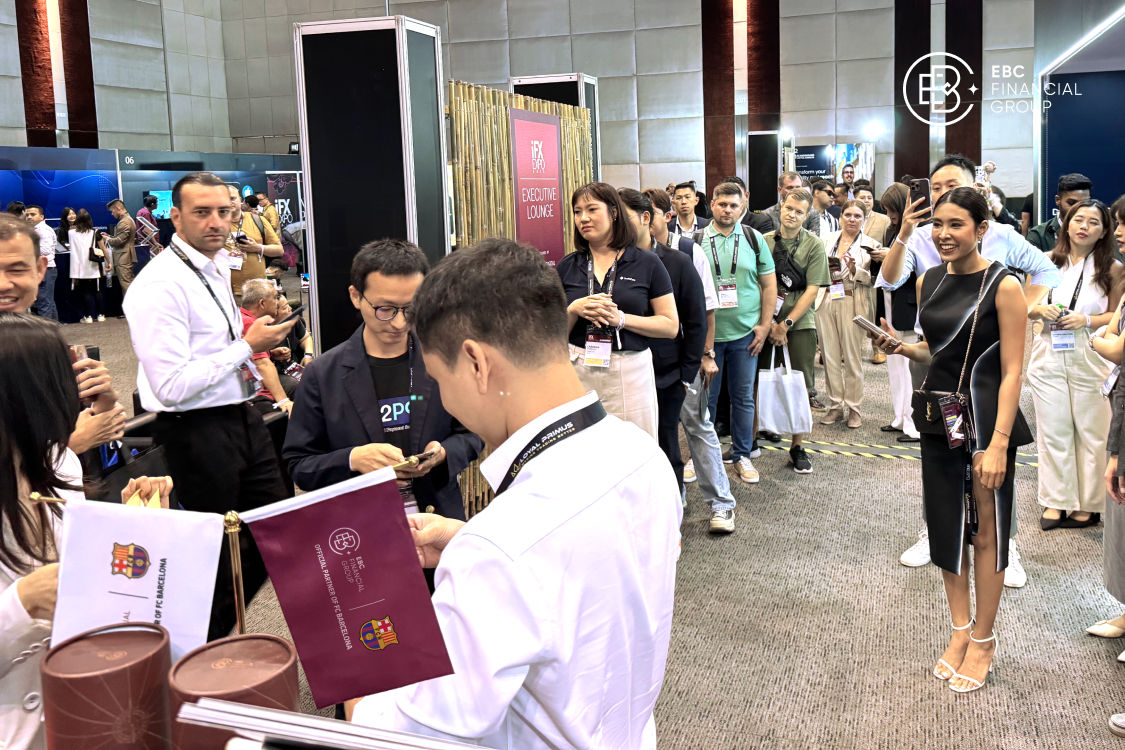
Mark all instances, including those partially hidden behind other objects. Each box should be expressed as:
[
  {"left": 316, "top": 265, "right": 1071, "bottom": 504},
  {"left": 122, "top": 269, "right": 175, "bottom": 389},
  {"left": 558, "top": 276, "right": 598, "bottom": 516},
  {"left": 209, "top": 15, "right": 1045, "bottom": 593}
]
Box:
[
  {"left": 1027, "top": 327, "right": 1111, "bottom": 512},
  {"left": 568, "top": 345, "right": 659, "bottom": 439},
  {"left": 815, "top": 289, "right": 868, "bottom": 414}
]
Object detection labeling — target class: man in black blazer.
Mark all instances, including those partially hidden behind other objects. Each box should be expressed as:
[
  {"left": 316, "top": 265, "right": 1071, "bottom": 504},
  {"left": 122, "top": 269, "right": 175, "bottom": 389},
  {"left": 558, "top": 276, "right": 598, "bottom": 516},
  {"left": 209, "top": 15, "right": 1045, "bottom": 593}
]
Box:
[{"left": 283, "top": 239, "right": 482, "bottom": 519}]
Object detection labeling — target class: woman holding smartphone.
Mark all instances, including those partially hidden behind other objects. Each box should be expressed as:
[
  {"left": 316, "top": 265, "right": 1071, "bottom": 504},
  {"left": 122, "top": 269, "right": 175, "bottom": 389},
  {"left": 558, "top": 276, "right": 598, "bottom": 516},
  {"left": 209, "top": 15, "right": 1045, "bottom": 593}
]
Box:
[
  {"left": 874, "top": 187, "right": 1029, "bottom": 693},
  {"left": 557, "top": 182, "right": 678, "bottom": 438},
  {"left": 1028, "top": 199, "right": 1122, "bottom": 530},
  {"left": 815, "top": 199, "right": 876, "bottom": 427}
]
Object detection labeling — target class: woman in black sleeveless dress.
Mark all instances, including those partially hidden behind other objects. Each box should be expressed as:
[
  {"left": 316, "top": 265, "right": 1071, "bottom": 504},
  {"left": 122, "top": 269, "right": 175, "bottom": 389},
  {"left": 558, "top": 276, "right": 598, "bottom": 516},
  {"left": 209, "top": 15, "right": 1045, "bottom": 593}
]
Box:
[{"left": 875, "top": 187, "right": 1030, "bottom": 693}]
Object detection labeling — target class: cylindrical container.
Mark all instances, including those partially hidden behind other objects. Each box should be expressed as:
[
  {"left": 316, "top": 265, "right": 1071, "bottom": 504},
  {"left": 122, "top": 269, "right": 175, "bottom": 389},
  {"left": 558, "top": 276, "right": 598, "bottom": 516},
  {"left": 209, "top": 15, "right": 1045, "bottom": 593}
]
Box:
[
  {"left": 40, "top": 622, "right": 171, "bottom": 749},
  {"left": 168, "top": 633, "right": 298, "bottom": 750}
]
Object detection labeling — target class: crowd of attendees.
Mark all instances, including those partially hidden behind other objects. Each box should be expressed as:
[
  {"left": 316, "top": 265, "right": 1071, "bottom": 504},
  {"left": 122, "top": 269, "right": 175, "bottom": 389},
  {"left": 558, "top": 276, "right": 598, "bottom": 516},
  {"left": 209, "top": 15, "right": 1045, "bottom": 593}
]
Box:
[{"left": 5, "top": 157, "right": 1125, "bottom": 743}]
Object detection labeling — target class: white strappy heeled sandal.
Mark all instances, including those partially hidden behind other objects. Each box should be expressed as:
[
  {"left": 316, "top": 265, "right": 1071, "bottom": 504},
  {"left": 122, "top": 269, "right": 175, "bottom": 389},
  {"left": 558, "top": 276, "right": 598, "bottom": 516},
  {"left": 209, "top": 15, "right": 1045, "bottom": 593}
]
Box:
[
  {"left": 949, "top": 630, "right": 997, "bottom": 693},
  {"left": 933, "top": 618, "right": 973, "bottom": 681}
]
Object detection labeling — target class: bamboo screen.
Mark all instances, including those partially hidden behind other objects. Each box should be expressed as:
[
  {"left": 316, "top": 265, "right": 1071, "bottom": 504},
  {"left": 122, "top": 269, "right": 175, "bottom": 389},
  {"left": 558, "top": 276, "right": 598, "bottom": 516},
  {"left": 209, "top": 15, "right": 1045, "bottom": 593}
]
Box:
[
  {"left": 447, "top": 80, "right": 594, "bottom": 255},
  {"left": 448, "top": 80, "right": 595, "bottom": 519}
]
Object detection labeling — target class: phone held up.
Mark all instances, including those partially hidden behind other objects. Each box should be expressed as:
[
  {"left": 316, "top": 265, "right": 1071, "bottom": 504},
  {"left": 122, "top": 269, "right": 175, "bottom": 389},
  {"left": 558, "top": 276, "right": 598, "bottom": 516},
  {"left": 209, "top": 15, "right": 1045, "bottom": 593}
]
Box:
[
  {"left": 908, "top": 178, "right": 932, "bottom": 222},
  {"left": 852, "top": 315, "right": 901, "bottom": 349}
]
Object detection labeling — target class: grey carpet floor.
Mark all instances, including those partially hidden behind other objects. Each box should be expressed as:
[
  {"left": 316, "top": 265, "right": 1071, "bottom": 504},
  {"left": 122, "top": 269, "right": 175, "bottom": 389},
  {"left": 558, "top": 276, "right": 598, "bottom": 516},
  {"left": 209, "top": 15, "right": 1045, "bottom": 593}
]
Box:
[{"left": 66, "top": 310, "right": 1122, "bottom": 748}]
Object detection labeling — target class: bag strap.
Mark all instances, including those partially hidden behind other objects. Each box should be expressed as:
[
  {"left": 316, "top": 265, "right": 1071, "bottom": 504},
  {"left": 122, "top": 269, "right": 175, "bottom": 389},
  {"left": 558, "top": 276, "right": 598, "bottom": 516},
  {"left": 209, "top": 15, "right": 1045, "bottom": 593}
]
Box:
[{"left": 920, "top": 263, "right": 993, "bottom": 394}]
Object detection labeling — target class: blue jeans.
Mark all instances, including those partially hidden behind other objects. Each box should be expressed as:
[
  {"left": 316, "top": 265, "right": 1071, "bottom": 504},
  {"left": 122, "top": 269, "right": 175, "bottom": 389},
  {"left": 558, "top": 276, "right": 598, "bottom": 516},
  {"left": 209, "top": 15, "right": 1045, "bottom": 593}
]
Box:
[
  {"left": 708, "top": 331, "right": 759, "bottom": 460},
  {"left": 680, "top": 371, "right": 736, "bottom": 512},
  {"left": 36, "top": 266, "right": 58, "bottom": 321}
]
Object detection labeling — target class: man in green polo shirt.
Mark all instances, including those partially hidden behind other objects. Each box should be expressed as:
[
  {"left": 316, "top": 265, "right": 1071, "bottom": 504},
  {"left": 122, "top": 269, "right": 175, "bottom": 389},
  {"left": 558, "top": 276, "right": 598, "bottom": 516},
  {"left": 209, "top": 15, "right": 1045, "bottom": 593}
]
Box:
[
  {"left": 702, "top": 182, "right": 777, "bottom": 485},
  {"left": 759, "top": 189, "right": 830, "bottom": 474}
]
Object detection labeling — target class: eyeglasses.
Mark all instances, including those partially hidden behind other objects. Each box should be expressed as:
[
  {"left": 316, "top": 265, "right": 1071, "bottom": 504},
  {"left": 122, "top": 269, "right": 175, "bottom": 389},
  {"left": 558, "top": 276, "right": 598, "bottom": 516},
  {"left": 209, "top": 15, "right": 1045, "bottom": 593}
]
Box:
[{"left": 361, "top": 294, "right": 411, "bottom": 321}]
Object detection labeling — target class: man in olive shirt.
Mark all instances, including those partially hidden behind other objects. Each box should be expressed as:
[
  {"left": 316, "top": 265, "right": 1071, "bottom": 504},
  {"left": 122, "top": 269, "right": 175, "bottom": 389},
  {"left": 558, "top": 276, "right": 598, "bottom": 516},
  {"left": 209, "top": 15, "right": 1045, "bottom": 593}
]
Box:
[
  {"left": 225, "top": 184, "right": 282, "bottom": 302},
  {"left": 759, "top": 189, "right": 830, "bottom": 474}
]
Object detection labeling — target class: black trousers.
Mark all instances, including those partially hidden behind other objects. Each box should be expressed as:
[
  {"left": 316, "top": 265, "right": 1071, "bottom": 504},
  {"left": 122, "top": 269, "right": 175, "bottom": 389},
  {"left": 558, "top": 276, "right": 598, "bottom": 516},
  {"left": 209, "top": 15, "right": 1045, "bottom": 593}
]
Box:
[
  {"left": 153, "top": 402, "right": 288, "bottom": 640},
  {"left": 656, "top": 381, "right": 689, "bottom": 490}
]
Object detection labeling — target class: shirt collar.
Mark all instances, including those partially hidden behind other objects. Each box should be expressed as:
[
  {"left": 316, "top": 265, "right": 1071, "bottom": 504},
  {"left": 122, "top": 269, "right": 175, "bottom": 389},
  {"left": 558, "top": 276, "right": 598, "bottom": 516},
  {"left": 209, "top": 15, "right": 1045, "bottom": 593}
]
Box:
[
  {"left": 703, "top": 222, "right": 745, "bottom": 241},
  {"left": 171, "top": 233, "right": 218, "bottom": 270},
  {"left": 479, "top": 390, "right": 600, "bottom": 492}
]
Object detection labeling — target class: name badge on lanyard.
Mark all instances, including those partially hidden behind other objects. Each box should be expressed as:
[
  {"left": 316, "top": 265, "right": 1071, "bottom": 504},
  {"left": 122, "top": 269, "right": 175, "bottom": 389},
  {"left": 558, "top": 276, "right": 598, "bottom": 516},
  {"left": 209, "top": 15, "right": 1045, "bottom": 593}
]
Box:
[
  {"left": 1050, "top": 322, "right": 1076, "bottom": 351},
  {"left": 717, "top": 280, "right": 738, "bottom": 308},
  {"left": 829, "top": 280, "right": 846, "bottom": 300},
  {"left": 584, "top": 329, "right": 612, "bottom": 368},
  {"left": 774, "top": 295, "right": 785, "bottom": 316},
  {"left": 710, "top": 233, "right": 739, "bottom": 309},
  {"left": 238, "top": 362, "right": 261, "bottom": 398},
  {"left": 226, "top": 252, "right": 244, "bottom": 270}
]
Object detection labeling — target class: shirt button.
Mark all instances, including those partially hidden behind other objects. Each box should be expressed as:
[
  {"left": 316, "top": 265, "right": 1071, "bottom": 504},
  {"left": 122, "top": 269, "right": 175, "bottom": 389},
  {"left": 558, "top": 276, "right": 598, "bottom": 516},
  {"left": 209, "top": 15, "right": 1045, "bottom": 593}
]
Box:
[
  {"left": 23, "top": 692, "right": 41, "bottom": 711},
  {"left": 29, "top": 643, "right": 43, "bottom": 653},
  {"left": 424, "top": 505, "right": 435, "bottom": 514},
  {"left": 12, "top": 655, "right": 25, "bottom": 664},
  {"left": 18, "top": 650, "right": 33, "bottom": 658}
]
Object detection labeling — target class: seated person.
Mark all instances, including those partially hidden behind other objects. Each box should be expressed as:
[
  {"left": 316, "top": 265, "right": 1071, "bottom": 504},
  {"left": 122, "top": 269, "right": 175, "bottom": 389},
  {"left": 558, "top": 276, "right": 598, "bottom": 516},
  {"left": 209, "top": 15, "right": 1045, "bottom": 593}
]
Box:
[
  {"left": 270, "top": 294, "right": 314, "bottom": 380},
  {"left": 348, "top": 239, "right": 681, "bottom": 748},
  {"left": 240, "top": 278, "right": 295, "bottom": 410},
  {"left": 282, "top": 239, "right": 482, "bottom": 519}
]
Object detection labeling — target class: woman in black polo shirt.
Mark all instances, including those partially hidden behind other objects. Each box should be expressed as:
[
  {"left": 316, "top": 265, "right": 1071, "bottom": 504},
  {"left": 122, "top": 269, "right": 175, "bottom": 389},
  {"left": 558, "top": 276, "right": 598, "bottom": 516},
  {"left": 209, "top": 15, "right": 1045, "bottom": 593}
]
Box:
[{"left": 557, "top": 182, "right": 679, "bottom": 438}]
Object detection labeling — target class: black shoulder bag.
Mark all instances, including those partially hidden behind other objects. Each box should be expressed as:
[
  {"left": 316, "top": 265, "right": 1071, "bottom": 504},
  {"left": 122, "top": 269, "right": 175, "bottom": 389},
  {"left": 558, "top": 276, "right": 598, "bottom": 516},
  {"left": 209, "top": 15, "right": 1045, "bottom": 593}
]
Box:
[{"left": 771, "top": 233, "right": 807, "bottom": 294}]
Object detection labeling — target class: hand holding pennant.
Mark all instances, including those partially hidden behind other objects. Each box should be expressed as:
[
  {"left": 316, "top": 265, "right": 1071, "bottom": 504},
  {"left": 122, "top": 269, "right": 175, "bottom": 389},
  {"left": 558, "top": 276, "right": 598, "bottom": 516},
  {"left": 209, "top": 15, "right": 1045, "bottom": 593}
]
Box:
[
  {"left": 54, "top": 502, "right": 224, "bottom": 660},
  {"left": 239, "top": 468, "right": 453, "bottom": 709}
]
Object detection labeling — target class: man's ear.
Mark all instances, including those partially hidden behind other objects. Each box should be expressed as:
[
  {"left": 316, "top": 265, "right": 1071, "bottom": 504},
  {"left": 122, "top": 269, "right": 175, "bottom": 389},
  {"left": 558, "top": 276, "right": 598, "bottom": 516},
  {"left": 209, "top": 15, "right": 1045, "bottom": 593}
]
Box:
[{"left": 462, "top": 339, "right": 492, "bottom": 394}]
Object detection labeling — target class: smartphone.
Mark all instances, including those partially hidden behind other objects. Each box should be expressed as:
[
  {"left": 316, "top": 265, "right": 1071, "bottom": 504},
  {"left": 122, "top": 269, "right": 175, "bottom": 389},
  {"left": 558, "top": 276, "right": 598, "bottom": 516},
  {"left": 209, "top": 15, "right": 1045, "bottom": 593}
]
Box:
[
  {"left": 278, "top": 304, "right": 304, "bottom": 324},
  {"left": 86, "top": 345, "right": 100, "bottom": 361},
  {"left": 392, "top": 450, "right": 436, "bottom": 471},
  {"left": 974, "top": 165, "right": 988, "bottom": 185},
  {"left": 853, "top": 315, "right": 900, "bottom": 347},
  {"left": 68, "top": 345, "right": 87, "bottom": 363},
  {"left": 908, "top": 178, "right": 932, "bottom": 220},
  {"left": 234, "top": 232, "right": 249, "bottom": 244}
]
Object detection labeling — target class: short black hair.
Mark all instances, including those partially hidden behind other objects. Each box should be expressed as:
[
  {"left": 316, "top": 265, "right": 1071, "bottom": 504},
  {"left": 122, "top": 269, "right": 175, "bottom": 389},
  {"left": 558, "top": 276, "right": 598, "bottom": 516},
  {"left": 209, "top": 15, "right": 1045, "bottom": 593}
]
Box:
[
  {"left": 617, "top": 188, "right": 653, "bottom": 219},
  {"left": 349, "top": 238, "right": 430, "bottom": 293},
  {"left": 104, "top": 199, "right": 124, "bottom": 210},
  {"left": 571, "top": 182, "right": 637, "bottom": 252},
  {"left": 812, "top": 179, "right": 832, "bottom": 193},
  {"left": 713, "top": 182, "right": 743, "bottom": 200},
  {"left": 1057, "top": 172, "right": 1093, "bottom": 195},
  {"left": 143, "top": 195, "right": 158, "bottom": 209},
  {"left": 990, "top": 184, "right": 1008, "bottom": 203},
  {"left": 853, "top": 178, "right": 871, "bottom": 187},
  {"left": 411, "top": 238, "right": 569, "bottom": 368},
  {"left": 720, "top": 175, "right": 747, "bottom": 190},
  {"left": 4, "top": 201, "right": 24, "bottom": 216},
  {"left": 245, "top": 194, "right": 260, "bottom": 209},
  {"left": 930, "top": 154, "right": 976, "bottom": 182},
  {"left": 642, "top": 187, "right": 671, "bottom": 214},
  {"left": 172, "top": 171, "right": 227, "bottom": 209},
  {"left": 672, "top": 181, "right": 696, "bottom": 194},
  {"left": 0, "top": 214, "right": 39, "bottom": 256},
  {"left": 23, "top": 204, "right": 43, "bottom": 215},
  {"left": 854, "top": 185, "right": 875, "bottom": 199}
]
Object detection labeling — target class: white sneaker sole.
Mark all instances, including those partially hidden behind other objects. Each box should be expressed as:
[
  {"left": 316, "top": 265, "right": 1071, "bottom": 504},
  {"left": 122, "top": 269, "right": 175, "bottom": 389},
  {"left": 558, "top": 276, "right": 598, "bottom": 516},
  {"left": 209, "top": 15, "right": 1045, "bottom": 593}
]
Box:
[
  {"left": 899, "top": 553, "right": 931, "bottom": 568},
  {"left": 709, "top": 522, "right": 735, "bottom": 534},
  {"left": 683, "top": 474, "right": 697, "bottom": 483},
  {"left": 738, "top": 473, "right": 760, "bottom": 484}
]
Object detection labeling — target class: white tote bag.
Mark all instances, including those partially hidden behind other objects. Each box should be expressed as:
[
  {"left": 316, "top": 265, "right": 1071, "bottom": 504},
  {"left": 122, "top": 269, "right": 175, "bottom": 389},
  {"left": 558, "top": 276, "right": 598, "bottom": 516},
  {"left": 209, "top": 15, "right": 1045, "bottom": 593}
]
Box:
[{"left": 757, "top": 345, "right": 813, "bottom": 436}]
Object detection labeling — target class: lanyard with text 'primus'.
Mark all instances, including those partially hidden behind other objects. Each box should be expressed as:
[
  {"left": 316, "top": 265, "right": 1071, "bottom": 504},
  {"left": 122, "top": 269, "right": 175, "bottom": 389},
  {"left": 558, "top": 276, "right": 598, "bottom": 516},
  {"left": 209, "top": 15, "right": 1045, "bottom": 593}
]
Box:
[{"left": 495, "top": 400, "right": 608, "bottom": 495}]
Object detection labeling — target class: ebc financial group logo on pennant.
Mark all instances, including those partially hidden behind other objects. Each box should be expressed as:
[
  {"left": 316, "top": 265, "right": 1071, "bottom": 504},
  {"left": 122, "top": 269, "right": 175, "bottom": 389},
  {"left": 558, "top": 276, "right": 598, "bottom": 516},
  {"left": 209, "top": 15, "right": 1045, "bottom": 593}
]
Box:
[{"left": 903, "top": 52, "right": 979, "bottom": 127}]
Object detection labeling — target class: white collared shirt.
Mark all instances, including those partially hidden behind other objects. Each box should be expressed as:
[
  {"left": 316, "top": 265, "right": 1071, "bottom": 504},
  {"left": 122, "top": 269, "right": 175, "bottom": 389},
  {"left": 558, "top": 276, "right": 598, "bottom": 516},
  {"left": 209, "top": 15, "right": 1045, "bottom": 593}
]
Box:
[
  {"left": 352, "top": 391, "right": 682, "bottom": 749},
  {"left": 123, "top": 234, "right": 253, "bottom": 412},
  {"left": 33, "top": 221, "right": 56, "bottom": 267}
]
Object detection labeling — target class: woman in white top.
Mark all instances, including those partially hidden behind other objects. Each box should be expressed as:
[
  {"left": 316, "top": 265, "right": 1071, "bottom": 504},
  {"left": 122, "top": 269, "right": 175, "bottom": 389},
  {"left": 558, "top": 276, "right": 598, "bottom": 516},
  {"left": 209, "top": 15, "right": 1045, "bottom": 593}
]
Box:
[
  {"left": 0, "top": 314, "right": 170, "bottom": 749},
  {"left": 1028, "top": 199, "right": 1124, "bottom": 530},
  {"left": 815, "top": 200, "right": 877, "bottom": 428},
  {"left": 67, "top": 209, "right": 106, "bottom": 323}
]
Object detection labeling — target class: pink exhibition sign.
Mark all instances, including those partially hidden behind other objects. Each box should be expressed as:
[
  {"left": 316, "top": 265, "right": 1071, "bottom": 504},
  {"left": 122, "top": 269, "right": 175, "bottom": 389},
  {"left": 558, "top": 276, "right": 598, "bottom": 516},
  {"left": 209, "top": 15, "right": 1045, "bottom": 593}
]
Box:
[{"left": 510, "top": 109, "right": 565, "bottom": 266}]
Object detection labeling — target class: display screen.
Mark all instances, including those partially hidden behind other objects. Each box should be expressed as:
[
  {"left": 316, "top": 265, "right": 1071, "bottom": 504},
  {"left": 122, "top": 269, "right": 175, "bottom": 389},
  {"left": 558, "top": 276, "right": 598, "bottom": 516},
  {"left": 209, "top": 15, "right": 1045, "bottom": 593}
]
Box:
[{"left": 145, "top": 190, "right": 173, "bottom": 220}]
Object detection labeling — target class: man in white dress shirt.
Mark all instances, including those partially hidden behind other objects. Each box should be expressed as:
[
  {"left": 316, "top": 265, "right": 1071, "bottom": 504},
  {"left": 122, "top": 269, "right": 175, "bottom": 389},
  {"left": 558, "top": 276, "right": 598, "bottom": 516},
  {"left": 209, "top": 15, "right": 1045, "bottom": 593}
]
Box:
[
  {"left": 21, "top": 205, "right": 56, "bottom": 320},
  {"left": 877, "top": 153, "right": 1061, "bottom": 585},
  {"left": 349, "top": 238, "right": 682, "bottom": 749},
  {"left": 123, "top": 171, "right": 295, "bottom": 638}
]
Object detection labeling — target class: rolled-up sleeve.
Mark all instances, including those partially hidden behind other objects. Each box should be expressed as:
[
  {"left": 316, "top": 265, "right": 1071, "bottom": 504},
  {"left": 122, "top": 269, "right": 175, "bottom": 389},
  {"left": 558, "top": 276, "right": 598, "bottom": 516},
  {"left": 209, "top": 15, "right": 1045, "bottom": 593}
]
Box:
[{"left": 1006, "top": 232, "right": 1061, "bottom": 289}]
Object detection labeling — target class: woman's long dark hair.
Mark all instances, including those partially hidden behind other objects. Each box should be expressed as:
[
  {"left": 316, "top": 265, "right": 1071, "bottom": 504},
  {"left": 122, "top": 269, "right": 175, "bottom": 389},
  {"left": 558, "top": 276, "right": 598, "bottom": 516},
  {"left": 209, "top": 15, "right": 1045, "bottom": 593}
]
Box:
[
  {"left": 55, "top": 206, "right": 75, "bottom": 245},
  {"left": 0, "top": 314, "right": 82, "bottom": 574},
  {"left": 880, "top": 183, "right": 909, "bottom": 245},
  {"left": 571, "top": 182, "right": 637, "bottom": 252},
  {"left": 73, "top": 208, "right": 94, "bottom": 233},
  {"left": 1050, "top": 199, "right": 1116, "bottom": 295}
]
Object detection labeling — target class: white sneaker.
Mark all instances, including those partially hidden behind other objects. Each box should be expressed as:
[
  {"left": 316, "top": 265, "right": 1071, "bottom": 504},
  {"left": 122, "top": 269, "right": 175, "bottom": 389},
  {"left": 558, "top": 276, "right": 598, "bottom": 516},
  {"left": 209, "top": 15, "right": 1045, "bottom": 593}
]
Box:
[
  {"left": 737, "top": 457, "right": 760, "bottom": 484},
  {"left": 96, "top": 314, "right": 106, "bottom": 322},
  {"left": 80, "top": 316, "right": 92, "bottom": 324},
  {"left": 683, "top": 459, "right": 697, "bottom": 483},
  {"left": 900, "top": 529, "right": 931, "bottom": 567},
  {"left": 1004, "top": 546, "right": 1027, "bottom": 588}
]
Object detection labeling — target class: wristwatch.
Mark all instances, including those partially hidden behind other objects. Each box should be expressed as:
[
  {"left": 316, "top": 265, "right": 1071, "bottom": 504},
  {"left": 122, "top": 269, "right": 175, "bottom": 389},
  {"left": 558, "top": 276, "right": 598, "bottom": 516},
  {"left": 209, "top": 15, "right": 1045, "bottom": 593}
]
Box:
[
  {"left": 704, "top": 348, "right": 716, "bottom": 359},
  {"left": 783, "top": 318, "right": 795, "bottom": 328}
]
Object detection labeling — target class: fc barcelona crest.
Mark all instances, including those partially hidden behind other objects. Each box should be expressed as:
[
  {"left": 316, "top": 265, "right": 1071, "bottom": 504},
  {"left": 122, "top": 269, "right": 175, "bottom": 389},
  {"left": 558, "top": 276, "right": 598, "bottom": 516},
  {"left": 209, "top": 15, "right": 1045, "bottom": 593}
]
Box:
[
  {"left": 360, "top": 617, "right": 399, "bottom": 651},
  {"left": 111, "top": 543, "right": 150, "bottom": 579}
]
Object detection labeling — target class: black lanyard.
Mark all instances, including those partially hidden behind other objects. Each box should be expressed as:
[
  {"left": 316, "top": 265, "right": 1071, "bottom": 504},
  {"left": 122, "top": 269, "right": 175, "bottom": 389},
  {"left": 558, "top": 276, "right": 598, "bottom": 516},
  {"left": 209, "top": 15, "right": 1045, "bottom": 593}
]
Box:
[
  {"left": 586, "top": 250, "right": 623, "bottom": 298},
  {"left": 708, "top": 232, "right": 739, "bottom": 279},
  {"left": 169, "top": 240, "right": 238, "bottom": 343},
  {"left": 495, "top": 400, "right": 608, "bottom": 495},
  {"left": 1047, "top": 254, "right": 1088, "bottom": 310}
]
